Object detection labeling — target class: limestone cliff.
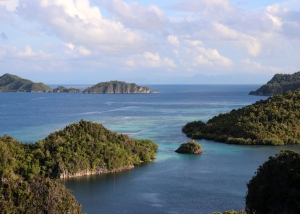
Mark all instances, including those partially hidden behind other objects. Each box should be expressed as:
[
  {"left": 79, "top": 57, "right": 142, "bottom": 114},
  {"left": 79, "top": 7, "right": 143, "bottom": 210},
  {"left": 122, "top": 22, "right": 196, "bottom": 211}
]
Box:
[{"left": 83, "top": 80, "right": 151, "bottom": 94}]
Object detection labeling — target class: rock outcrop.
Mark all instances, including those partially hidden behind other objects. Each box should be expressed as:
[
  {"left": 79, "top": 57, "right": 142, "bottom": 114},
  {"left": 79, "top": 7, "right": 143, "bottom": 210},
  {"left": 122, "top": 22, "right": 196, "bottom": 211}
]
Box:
[
  {"left": 53, "top": 86, "right": 81, "bottom": 93},
  {"left": 175, "top": 140, "right": 202, "bottom": 154},
  {"left": 83, "top": 80, "right": 151, "bottom": 94}
]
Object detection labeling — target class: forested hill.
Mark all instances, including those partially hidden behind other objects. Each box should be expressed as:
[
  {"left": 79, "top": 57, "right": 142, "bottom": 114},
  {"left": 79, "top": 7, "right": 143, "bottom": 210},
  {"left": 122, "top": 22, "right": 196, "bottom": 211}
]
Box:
[
  {"left": 0, "top": 73, "right": 52, "bottom": 92},
  {"left": 249, "top": 71, "right": 300, "bottom": 96},
  {"left": 183, "top": 89, "right": 300, "bottom": 145},
  {"left": 83, "top": 80, "right": 151, "bottom": 93},
  {"left": 0, "top": 120, "right": 158, "bottom": 212}
]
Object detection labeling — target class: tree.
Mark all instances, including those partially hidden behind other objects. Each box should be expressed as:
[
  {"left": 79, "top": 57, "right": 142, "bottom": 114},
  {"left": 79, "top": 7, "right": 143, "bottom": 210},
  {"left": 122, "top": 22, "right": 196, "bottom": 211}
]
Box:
[{"left": 246, "top": 150, "right": 300, "bottom": 214}]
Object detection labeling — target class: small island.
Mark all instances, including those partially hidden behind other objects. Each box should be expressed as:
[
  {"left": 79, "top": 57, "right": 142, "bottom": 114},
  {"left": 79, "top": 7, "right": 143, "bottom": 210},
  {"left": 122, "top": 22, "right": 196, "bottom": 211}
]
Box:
[
  {"left": 183, "top": 89, "right": 300, "bottom": 145},
  {"left": 0, "top": 73, "right": 52, "bottom": 92},
  {"left": 175, "top": 140, "right": 202, "bottom": 154},
  {"left": 53, "top": 86, "right": 81, "bottom": 93},
  {"left": 83, "top": 80, "right": 151, "bottom": 94},
  {"left": 0, "top": 120, "right": 158, "bottom": 212},
  {"left": 249, "top": 71, "right": 300, "bottom": 96}
]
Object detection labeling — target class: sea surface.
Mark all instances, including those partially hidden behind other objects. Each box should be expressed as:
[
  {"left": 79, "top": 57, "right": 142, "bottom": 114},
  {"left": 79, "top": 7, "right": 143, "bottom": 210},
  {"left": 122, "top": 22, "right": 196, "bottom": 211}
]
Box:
[{"left": 1, "top": 85, "right": 300, "bottom": 214}]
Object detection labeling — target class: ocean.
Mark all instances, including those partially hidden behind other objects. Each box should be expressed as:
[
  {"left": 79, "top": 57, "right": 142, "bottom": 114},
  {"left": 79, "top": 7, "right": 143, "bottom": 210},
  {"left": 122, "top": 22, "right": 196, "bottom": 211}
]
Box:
[{"left": 1, "top": 85, "right": 299, "bottom": 214}]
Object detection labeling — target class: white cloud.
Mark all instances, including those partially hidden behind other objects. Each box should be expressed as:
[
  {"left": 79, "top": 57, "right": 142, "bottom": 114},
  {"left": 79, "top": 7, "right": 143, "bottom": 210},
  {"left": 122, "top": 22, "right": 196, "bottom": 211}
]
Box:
[
  {"left": 65, "top": 43, "right": 75, "bottom": 51},
  {"left": 168, "top": 35, "right": 180, "bottom": 46},
  {"left": 0, "top": 0, "right": 19, "bottom": 11},
  {"left": 17, "top": 0, "right": 147, "bottom": 55},
  {"left": 144, "top": 52, "right": 160, "bottom": 61},
  {"left": 241, "top": 59, "right": 295, "bottom": 74},
  {"left": 186, "top": 40, "right": 233, "bottom": 67},
  {"left": 98, "top": 0, "right": 166, "bottom": 31},
  {"left": 77, "top": 46, "right": 91, "bottom": 56}
]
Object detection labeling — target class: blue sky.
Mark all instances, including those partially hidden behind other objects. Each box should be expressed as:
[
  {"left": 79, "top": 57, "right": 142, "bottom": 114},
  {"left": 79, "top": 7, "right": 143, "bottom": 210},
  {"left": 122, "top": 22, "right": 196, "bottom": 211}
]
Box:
[{"left": 0, "top": 0, "right": 300, "bottom": 84}]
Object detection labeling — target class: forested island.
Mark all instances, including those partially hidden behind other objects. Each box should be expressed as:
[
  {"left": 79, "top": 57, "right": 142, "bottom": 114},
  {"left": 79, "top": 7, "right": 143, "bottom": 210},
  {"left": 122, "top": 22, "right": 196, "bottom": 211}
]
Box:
[
  {"left": 249, "top": 71, "right": 300, "bottom": 96},
  {"left": 0, "top": 73, "right": 52, "bottom": 92},
  {"left": 183, "top": 89, "right": 300, "bottom": 145},
  {"left": 83, "top": 80, "right": 151, "bottom": 94},
  {"left": 0, "top": 73, "right": 153, "bottom": 94},
  {"left": 0, "top": 120, "right": 158, "bottom": 212},
  {"left": 53, "top": 86, "right": 81, "bottom": 93}
]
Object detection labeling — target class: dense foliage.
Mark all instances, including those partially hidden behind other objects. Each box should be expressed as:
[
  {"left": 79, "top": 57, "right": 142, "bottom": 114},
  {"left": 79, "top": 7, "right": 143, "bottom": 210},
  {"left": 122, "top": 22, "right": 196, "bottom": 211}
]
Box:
[
  {"left": 83, "top": 81, "right": 151, "bottom": 94},
  {"left": 249, "top": 71, "right": 300, "bottom": 95},
  {"left": 53, "top": 86, "right": 81, "bottom": 93},
  {"left": 0, "top": 73, "right": 52, "bottom": 92},
  {"left": 0, "top": 135, "right": 82, "bottom": 213},
  {"left": 37, "top": 120, "right": 158, "bottom": 177},
  {"left": 0, "top": 120, "right": 158, "bottom": 212},
  {"left": 175, "top": 140, "right": 202, "bottom": 154},
  {"left": 182, "top": 89, "right": 300, "bottom": 145},
  {"left": 246, "top": 150, "right": 300, "bottom": 214}
]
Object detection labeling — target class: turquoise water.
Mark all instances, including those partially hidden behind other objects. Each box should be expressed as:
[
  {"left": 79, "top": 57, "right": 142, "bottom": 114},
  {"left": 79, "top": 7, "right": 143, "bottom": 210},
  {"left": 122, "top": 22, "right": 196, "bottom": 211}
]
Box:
[{"left": 1, "top": 85, "right": 300, "bottom": 213}]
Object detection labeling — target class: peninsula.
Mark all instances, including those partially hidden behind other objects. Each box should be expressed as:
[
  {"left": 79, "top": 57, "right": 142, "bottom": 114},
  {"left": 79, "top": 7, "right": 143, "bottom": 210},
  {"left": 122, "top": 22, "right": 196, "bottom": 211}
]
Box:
[
  {"left": 249, "top": 71, "right": 300, "bottom": 96},
  {"left": 183, "top": 89, "right": 300, "bottom": 145},
  {"left": 0, "top": 120, "right": 158, "bottom": 212},
  {"left": 0, "top": 73, "right": 52, "bottom": 92},
  {"left": 83, "top": 80, "right": 151, "bottom": 94}
]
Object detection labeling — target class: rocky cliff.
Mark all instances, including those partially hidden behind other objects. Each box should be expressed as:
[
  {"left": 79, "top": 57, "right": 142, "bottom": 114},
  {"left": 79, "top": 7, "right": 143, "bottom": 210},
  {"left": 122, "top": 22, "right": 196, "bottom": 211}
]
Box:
[
  {"left": 0, "top": 73, "right": 52, "bottom": 92},
  {"left": 83, "top": 81, "right": 151, "bottom": 94}
]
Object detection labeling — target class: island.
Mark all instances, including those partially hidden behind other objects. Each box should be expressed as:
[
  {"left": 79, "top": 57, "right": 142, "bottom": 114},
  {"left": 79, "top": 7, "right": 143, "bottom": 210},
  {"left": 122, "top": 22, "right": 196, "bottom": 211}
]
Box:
[
  {"left": 53, "top": 86, "right": 81, "bottom": 93},
  {"left": 175, "top": 140, "right": 202, "bottom": 154},
  {"left": 249, "top": 71, "right": 300, "bottom": 96},
  {"left": 182, "top": 89, "right": 300, "bottom": 145},
  {"left": 0, "top": 120, "right": 158, "bottom": 212},
  {"left": 0, "top": 73, "right": 52, "bottom": 92},
  {"left": 83, "top": 80, "right": 151, "bottom": 94}
]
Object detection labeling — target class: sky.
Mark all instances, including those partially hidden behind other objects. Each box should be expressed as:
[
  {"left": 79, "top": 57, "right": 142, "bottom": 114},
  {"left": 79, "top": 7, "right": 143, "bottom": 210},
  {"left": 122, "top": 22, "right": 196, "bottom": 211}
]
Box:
[{"left": 0, "top": 0, "right": 300, "bottom": 84}]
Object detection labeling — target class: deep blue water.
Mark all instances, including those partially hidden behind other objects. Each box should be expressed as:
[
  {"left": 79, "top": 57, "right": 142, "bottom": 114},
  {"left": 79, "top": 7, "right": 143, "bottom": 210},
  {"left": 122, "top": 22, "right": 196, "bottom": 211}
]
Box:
[{"left": 1, "top": 85, "right": 300, "bottom": 214}]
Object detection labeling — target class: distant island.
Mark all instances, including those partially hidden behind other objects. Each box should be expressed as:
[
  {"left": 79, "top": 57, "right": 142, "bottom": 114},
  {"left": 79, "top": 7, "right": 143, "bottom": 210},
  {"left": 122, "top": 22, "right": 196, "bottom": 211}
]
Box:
[
  {"left": 175, "top": 140, "right": 202, "bottom": 154},
  {"left": 83, "top": 80, "right": 151, "bottom": 94},
  {"left": 0, "top": 73, "right": 154, "bottom": 94},
  {"left": 0, "top": 120, "right": 158, "bottom": 212},
  {"left": 249, "top": 71, "right": 300, "bottom": 96},
  {"left": 182, "top": 89, "right": 300, "bottom": 145},
  {"left": 0, "top": 73, "right": 52, "bottom": 92},
  {"left": 53, "top": 86, "right": 81, "bottom": 93}
]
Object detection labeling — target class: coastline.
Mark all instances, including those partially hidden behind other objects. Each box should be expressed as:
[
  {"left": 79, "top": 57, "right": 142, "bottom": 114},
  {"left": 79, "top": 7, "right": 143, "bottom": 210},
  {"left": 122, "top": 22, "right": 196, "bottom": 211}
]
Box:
[{"left": 59, "top": 165, "right": 135, "bottom": 179}]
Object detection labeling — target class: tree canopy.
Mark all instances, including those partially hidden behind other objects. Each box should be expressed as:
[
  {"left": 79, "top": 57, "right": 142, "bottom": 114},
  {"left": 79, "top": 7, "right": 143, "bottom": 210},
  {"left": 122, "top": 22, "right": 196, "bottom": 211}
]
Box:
[
  {"left": 183, "top": 89, "right": 300, "bottom": 145},
  {"left": 246, "top": 150, "right": 300, "bottom": 214}
]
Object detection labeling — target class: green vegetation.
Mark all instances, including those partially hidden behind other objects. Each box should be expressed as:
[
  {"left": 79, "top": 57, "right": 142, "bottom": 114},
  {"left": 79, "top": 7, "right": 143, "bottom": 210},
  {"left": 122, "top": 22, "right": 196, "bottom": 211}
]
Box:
[
  {"left": 0, "top": 73, "right": 52, "bottom": 92},
  {"left": 246, "top": 150, "right": 300, "bottom": 214},
  {"left": 0, "top": 120, "right": 158, "bottom": 212},
  {"left": 175, "top": 140, "right": 202, "bottom": 154},
  {"left": 53, "top": 86, "right": 81, "bottom": 93},
  {"left": 0, "top": 135, "right": 82, "bottom": 213},
  {"left": 83, "top": 80, "right": 151, "bottom": 94},
  {"left": 182, "top": 89, "right": 300, "bottom": 145},
  {"left": 249, "top": 71, "right": 300, "bottom": 95}
]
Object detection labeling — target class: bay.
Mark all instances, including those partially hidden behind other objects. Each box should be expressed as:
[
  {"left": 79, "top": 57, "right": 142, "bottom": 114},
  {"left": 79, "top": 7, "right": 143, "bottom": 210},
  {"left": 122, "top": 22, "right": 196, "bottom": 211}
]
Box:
[{"left": 1, "top": 85, "right": 299, "bottom": 214}]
